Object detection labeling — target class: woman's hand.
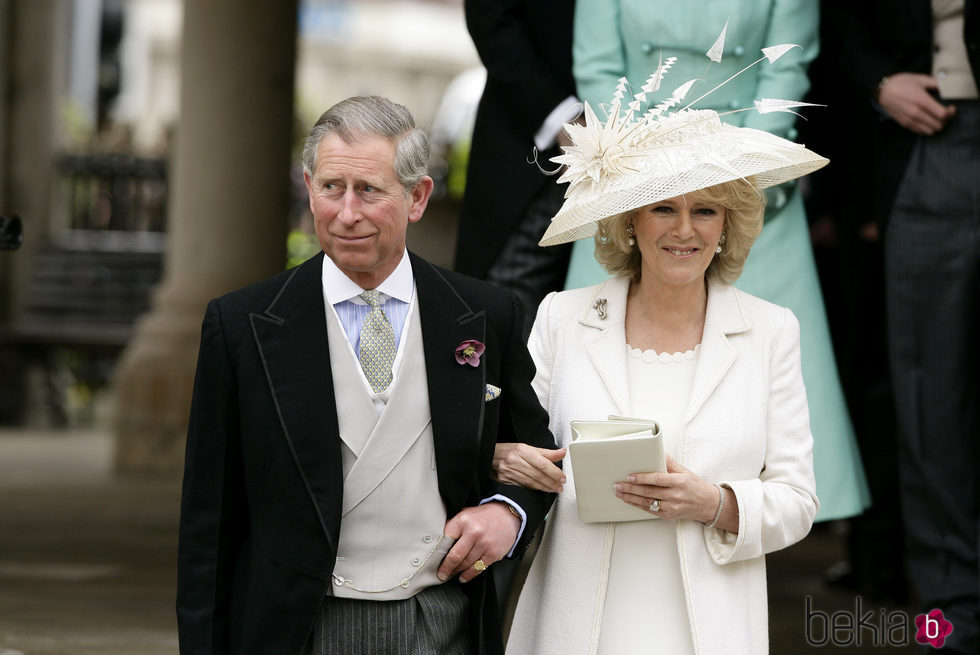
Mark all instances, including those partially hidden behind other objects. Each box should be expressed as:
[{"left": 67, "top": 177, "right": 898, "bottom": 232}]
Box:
[
  {"left": 492, "top": 443, "right": 567, "bottom": 493},
  {"left": 615, "top": 454, "right": 735, "bottom": 530}
]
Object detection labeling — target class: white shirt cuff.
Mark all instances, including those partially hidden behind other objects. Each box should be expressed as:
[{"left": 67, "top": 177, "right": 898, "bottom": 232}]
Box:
[
  {"left": 534, "top": 95, "right": 580, "bottom": 151},
  {"left": 480, "top": 494, "right": 527, "bottom": 557}
]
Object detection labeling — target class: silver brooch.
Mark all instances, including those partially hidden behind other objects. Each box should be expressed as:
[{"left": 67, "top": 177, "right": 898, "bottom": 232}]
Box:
[{"left": 593, "top": 297, "right": 608, "bottom": 320}]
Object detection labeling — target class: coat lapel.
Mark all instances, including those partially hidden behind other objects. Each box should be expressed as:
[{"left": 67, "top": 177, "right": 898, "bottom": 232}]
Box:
[
  {"left": 581, "top": 277, "right": 631, "bottom": 416},
  {"left": 410, "top": 253, "right": 486, "bottom": 512},
  {"left": 249, "top": 252, "right": 344, "bottom": 547},
  {"left": 683, "top": 281, "right": 751, "bottom": 424}
]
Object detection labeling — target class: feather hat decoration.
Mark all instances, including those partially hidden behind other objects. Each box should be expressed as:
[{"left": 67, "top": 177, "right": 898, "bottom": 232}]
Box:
[{"left": 539, "top": 26, "right": 829, "bottom": 247}]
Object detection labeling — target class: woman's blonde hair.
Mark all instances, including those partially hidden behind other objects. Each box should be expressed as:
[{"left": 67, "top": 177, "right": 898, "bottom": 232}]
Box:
[{"left": 593, "top": 178, "right": 765, "bottom": 284}]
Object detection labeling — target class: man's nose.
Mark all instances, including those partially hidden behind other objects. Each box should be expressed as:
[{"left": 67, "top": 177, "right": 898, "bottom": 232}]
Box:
[{"left": 336, "top": 190, "right": 361, "bottom": 225}]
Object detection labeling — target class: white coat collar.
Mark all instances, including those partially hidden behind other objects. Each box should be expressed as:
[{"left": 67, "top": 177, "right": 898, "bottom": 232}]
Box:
[{"left": 576, "top": 276, "right": 751, "bottom": 423}]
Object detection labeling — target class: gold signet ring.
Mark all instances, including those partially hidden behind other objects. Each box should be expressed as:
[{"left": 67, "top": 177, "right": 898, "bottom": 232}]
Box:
[{"left": 473, "top": 559, "right": 488, "bottom": 572}]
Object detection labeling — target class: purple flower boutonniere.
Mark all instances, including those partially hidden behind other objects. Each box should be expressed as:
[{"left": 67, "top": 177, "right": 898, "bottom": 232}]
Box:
[{"left": 455, "top": 339, "right": 485, "bottom": 367}]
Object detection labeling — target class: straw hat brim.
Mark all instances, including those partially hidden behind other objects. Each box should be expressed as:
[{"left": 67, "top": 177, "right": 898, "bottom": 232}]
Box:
[{"left": 539, "top": 122, "right": 829, "bottom": 247}]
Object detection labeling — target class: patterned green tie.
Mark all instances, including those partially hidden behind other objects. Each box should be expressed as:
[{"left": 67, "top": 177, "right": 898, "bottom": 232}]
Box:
[{"left": 358, "top": 290, "right": 396, "bottom": 393}]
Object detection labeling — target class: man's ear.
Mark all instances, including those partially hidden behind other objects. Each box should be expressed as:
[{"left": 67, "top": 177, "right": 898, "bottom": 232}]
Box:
[
  {"left": 304, "top": 170, "right": 315, "bottom": 214},
  {"left": 407, "top": 176, "right": 434, "bottom": 224}
]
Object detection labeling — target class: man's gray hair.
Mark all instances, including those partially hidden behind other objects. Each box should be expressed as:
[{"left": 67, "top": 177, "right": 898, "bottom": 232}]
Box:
[{"left": 302, "top": 96, "right": 430, "bottom": 192}]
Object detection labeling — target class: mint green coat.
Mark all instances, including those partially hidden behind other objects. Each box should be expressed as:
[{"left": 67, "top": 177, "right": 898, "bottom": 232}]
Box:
[{"left": 564, "top": 0, "right": 869, "bottom": 520}]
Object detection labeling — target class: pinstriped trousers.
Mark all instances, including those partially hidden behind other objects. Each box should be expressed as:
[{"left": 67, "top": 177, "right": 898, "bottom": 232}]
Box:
[
  {"left": 304, "top": 581, "right": 472, "bottom": 655},
  {"left": 884, "top": 100, "right": 979, "bottom": 654}
]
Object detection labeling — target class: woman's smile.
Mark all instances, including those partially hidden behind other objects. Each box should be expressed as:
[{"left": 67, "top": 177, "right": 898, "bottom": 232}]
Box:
[{"left": 663, "top": 246, "right": 699, "bottom": 258}]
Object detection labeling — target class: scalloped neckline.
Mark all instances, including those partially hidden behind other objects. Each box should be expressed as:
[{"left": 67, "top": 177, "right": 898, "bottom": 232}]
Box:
[{"left": 626, "top": 343, "right": 701, "bottom": 363}]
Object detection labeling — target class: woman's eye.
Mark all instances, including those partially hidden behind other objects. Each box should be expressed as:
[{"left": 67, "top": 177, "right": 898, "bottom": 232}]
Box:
[
  {"left": 651, "top": 205, "right": 674, "bottom": 214},
  {"left": 694, "top": 207, "right": 719, "bottom": 216}
]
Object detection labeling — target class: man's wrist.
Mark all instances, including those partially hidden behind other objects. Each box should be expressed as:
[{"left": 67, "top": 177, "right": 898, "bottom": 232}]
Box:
[
  {"left": 875, "top": 75, "right": 891, "bottom": 103},
  {"left": 480, "top": 495, "right": 527, "bottom": 556}
]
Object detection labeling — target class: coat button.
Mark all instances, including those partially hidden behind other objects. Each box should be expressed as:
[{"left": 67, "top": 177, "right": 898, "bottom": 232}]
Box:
[
  {"left": 401, "top": 578, "right": 411, "bottom": 588},
  {"left": 641, "top": 42, "right": 654, "bottom": 54},
  {"left": 334, "top": 577, "right": 345, "bottom": 586},
  {"left": 411, "top": 557, "right": 422, "bottom": 567},
  {"left": 423, "top": 534, "right": 433, "bottom": 543},
  {"left": 734, "top": 45, "right": 745, "bottom": 56}
]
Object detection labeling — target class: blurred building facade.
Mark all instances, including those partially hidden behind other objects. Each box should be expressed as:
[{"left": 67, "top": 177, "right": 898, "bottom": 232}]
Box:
[{"left": 0, "top": 0, "right": 479, "bottom": 471}]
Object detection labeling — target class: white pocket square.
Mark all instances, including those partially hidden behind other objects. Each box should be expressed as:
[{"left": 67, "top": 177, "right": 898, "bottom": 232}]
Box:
[{"left": 485, "top": 384, "right": 502, "bottom": 402}]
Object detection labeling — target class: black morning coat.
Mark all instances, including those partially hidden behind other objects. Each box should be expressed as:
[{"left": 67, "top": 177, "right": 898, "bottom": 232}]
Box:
[
  {"left": 455, "top": 0, "right": 576, "bottom": 279},
  {"left": 176, "top": 251, "right": 558, "bottom": 655}
]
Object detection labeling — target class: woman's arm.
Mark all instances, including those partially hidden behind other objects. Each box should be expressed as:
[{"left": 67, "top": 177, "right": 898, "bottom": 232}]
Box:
[
  {"left": 705, "top": 308, "right": 819, "bottom": 565},
  {"left": 492, "top": 442, "right": 567, "bottom": 492},
  {"left": 492, "top": 291, "right": 569, "bottom": 493}
]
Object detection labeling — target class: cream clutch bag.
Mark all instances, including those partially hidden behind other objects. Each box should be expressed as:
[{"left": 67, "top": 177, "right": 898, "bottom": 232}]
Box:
[{"left": 568, "top": 416, "right": 665, "bottom": 523}]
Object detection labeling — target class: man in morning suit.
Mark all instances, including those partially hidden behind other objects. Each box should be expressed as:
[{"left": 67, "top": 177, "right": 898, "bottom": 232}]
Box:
[
  {"left": 455, "top": 0, "right": 577, "bottom": 337},
  {"left": 176, "top": 95, "right": 558, "bottom": 655},
  {"left": 831, "top": 3, "right": 979, "bottom": 652}
]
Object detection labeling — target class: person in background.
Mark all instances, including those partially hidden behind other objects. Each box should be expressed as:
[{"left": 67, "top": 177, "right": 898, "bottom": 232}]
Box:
[
  {"left": 832, "top": 3, "right": 979, "bottom": 652},
  {"left": 563, "top": 0, "right": 869, "bottom": 523},
  {"left": 455, "top": 0, "right": 577, "bottom": 339},
  {"left": 796, "top": 1, "right": 907, "bottom": 603},
  {"left": 176, "top": 95, "right": 558, "bottom": 655}
]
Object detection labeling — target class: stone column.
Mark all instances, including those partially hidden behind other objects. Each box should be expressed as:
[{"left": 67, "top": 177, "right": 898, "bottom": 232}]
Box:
[
  {"left": 0, "top": 1, "right": 66, "bottom": 423},
  {"left": 113, "top": 0, "right": 297, "bottom": 472},
  {"left": 0, "top": 0, "right": 65, "bottom": 321}
]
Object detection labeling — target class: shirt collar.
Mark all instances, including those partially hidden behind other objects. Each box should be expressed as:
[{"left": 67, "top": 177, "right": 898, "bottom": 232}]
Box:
[{"left": 321, "top": 249, "right": 415, "bottom": 305}]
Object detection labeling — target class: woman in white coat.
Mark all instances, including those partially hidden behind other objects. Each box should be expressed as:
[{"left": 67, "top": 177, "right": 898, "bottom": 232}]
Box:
[{"left": 496, "top": 63, "right": 824, "bottom": 654}]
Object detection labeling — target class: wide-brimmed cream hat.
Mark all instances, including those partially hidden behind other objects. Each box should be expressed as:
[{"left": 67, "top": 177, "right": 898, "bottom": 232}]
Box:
[{"left": 539, "top": 37, "right": 829, "bottom": 247}]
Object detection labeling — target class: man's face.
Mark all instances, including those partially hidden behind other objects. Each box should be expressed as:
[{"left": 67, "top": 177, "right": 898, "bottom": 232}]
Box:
[{"left": 305, "top": 133, "right": 432, "bottom": 288}]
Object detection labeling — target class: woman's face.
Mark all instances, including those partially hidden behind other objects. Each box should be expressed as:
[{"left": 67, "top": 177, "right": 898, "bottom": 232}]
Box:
[{"left": 633, "top": 193, "right": 726, "bottom": 290}]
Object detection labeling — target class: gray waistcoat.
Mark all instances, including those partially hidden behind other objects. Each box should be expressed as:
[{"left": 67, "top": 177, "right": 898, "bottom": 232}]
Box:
[{"left": 325, "top": 298, "right": 452, "bottom": 601}]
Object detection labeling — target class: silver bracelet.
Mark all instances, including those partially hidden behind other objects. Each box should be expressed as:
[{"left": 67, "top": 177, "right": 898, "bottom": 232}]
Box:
[{"left": 705, "top": 484, "right": 725, "bottom": 529}]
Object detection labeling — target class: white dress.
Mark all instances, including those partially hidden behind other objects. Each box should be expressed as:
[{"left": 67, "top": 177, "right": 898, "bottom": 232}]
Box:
[{"left": 597, "top": 345, "right": 699, "bottom": 655}]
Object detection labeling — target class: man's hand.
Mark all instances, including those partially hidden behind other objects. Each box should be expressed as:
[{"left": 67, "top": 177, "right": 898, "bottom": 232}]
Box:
[
  {"left": 878, "top": 73, "right": 956, "bottom": 135},
  {"left": 492, "top": 443, "right": 566, "bottom": 492},
  {"left": 437, "top": 502, "right": 521, "bottom": 583}
]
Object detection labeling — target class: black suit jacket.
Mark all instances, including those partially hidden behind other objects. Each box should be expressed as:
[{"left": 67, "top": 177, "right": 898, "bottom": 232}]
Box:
[
  {"left": 176, "top": 251, "right": 557, "bottom": 655},
  {"left": 454, "top": 0, "right": 575, "bottom": 278},
  {"left": 828, "top": 0, "right": 979, "bottom": 222}
]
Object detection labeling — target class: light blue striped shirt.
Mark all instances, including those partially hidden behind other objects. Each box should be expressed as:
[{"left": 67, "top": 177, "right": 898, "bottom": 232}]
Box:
[{"left": 321, "top": 251, "right": 414, "bottom": 356}]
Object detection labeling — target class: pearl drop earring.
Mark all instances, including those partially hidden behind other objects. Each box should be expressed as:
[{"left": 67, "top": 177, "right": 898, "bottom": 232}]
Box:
[
  {"left": 715, "top": 231, "right": 727, "bottom": 255},
  {"left": 626, "top": 222, "right": 636, "bottom": 247}
]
